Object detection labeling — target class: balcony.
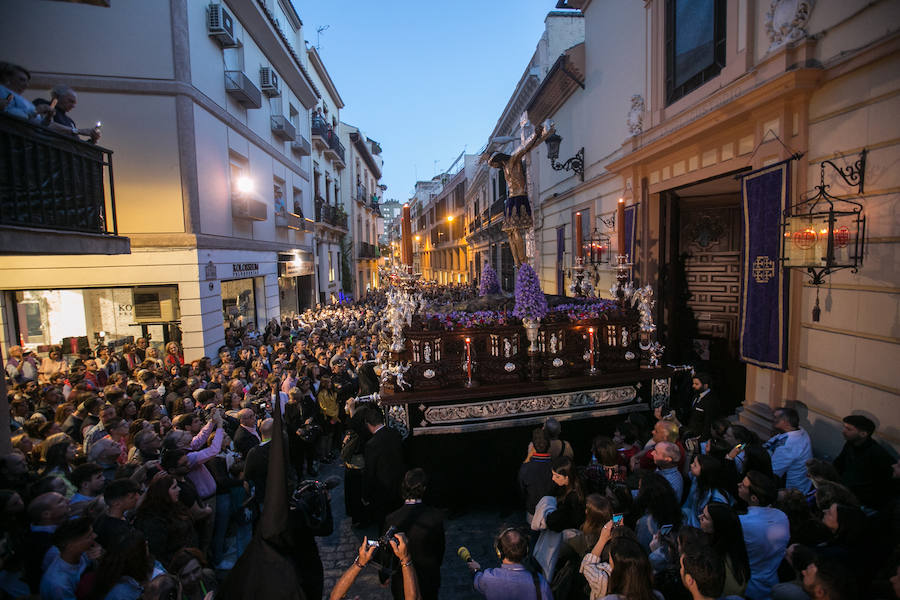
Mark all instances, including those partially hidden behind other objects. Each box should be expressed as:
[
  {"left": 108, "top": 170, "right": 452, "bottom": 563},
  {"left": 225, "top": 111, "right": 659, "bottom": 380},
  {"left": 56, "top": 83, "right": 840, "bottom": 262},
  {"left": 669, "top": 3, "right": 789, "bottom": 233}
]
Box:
[
  {"left": 0, "top": 114, "right": 129, "bottom": 255},
  {"left": 314, "top": 201, "right": 347, "bottom": 230},
  {"left": 311, "top": 115, "right": 330, "bottom": 151},
  {"left": 325, "top": 134, "right": 345, "bottom": 167},
  {"left": 358, "top": 241, "right": 379, "bottom": 259},
  {"left": 274, "top": 210, "right": 303, "bottom": 230},
  {"left": 225, "top": 70, "right": 262, "bottom": 109},
  {"left": 290, "top": 134, "right": 311, "bottom": 156},
  {"left": 270, "top": 115, "right": 296, "bottom": 141}
]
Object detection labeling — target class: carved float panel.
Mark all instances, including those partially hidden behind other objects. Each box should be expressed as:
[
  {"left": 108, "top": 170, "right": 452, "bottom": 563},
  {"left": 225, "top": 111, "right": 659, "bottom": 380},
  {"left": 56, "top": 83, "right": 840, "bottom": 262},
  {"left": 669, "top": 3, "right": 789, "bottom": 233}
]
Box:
[{"left": 414, "top": 385, "right": 638, "bottom": 435}]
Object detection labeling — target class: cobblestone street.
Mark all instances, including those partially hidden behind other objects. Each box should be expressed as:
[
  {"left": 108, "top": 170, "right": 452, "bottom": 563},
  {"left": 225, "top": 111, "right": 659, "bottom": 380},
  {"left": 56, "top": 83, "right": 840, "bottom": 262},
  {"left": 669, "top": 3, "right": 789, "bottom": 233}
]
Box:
[{"left": 317, "top": 462, "right": 527, "bottom": 600}]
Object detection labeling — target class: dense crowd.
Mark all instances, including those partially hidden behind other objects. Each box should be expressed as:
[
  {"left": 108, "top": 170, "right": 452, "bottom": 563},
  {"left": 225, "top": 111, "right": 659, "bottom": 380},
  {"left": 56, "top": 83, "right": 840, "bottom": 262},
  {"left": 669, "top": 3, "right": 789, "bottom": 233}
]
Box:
[
  {"left": 0, "top": 290, "right": 406, "bottom": 600},
  {"left": 2, "top": 280, "right": 899, "bottom": 600},
  {"left": 505, "top": 400, "right": 900, "bottom": 600}
]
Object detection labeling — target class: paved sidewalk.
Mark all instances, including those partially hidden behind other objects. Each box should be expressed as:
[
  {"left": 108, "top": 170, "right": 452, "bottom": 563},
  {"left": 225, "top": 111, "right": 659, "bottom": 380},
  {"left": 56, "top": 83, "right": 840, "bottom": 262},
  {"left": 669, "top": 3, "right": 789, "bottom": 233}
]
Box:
[{"left": 317, "top": 462, "right": 529, "bottom": 599}]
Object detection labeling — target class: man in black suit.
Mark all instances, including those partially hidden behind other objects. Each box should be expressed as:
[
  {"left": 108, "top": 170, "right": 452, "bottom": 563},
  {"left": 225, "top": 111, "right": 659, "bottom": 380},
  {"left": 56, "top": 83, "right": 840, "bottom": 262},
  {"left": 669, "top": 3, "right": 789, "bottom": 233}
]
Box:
[
  {"left": 385, "top": 468, "right": 445, "bottom": 600},
  {"left": 685, "top": 372, "right": 720, "bottom": 439},
  {"left": 363, "top": 406, "right": 405, "bottom": 533},
  {"left": 233, "top": 408, "right": 261, "bottom": 459}
]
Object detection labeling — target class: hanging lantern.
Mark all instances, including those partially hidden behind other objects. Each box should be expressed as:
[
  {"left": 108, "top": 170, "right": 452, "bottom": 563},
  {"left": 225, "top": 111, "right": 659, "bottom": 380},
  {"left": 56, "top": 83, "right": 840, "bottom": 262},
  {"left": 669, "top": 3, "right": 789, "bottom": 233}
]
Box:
[
  {"left": 586, "top": 227, "right": 611, "bottom": 265},
  {"left": 781, "top": 150, "right": 867, "bottom": 321}
]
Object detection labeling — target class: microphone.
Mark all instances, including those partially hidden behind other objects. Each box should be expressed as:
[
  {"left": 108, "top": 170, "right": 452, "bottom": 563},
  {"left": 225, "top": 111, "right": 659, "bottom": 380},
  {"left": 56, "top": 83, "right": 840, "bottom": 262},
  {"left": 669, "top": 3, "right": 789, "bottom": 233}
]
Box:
[{"left": 457, "top": 546, "right": 473, "bottom": 563}]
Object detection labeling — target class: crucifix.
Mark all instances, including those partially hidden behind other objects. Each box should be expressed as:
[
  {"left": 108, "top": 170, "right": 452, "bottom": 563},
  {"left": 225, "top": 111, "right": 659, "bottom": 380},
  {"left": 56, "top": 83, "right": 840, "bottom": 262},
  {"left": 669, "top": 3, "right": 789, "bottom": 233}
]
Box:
[{"left": 483, "top": 116, "right": 555, "bottom": 267}]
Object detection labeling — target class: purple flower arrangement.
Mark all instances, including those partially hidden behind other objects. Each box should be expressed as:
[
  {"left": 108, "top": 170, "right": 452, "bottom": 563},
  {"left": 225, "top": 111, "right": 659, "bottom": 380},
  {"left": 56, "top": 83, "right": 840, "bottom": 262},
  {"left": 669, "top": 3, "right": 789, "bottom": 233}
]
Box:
[
  {"left": 554, "top": 300, "right": 618, "bottom": 321},
  {"left": 478, "top": 261, "right": 501, "bottom": 296},
  {"left": 424, "top": 310, "right": 510, "bottom": 330},
  {"left": 512, "top": 264, "right": 549, "bottom": 322}
]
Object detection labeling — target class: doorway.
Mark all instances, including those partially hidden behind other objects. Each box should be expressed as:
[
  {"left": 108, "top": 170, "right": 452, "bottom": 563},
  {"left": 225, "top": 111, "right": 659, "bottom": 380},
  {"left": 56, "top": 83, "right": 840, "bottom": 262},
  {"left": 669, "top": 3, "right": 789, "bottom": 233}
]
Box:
[{"left": 659, "top": 174, "right": 746, "bottom": 409}]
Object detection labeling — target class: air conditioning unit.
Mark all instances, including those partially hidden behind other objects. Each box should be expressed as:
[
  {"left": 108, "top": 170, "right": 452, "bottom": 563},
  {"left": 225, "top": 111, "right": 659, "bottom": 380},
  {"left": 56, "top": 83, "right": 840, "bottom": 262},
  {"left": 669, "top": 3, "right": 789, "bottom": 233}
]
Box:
[
  {"left": 259, "top": 67, "right": 280, "bottom": 97},
  {"left": 133, "top": 287, "right": 180, "bottom": 323},
  {"left": 207, "top": 4, "right": 238, "bottom": 48}
]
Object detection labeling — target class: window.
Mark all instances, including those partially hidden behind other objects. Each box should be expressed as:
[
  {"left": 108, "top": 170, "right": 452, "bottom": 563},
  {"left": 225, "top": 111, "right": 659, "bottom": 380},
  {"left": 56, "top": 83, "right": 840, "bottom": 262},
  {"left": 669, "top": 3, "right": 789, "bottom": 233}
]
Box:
[
  {"left": 273, "top": 179, "right": 285, "bottom": 213},
  {"left": 665, "top": 0, "right": 726, "bottom": 105},
  {"left": 328, "top": 252, "right": 335, "bottom": 281},
  {"left": 289, "top": 104, "right": 299, "bottom": 130},
  {"left": 292, "top": 187, "right": 303, "bottom": 216}
]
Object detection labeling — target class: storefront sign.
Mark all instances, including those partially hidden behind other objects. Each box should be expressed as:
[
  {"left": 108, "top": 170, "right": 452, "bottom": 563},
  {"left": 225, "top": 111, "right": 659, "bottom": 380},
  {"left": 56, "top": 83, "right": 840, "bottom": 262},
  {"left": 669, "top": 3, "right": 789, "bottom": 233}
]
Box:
[
  {"left": 232, "top": 263, "right": 259, "bottom": 277},
  {"left": 278, "top": 251, "right": 314, "bottom": 277}
]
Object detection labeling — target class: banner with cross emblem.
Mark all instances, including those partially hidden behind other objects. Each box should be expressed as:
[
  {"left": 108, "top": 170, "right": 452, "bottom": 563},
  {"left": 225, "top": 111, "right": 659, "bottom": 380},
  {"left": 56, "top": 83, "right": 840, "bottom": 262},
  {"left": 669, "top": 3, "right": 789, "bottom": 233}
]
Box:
[{"left": 739, "top": 159, "right": 792, "bottom": 370}]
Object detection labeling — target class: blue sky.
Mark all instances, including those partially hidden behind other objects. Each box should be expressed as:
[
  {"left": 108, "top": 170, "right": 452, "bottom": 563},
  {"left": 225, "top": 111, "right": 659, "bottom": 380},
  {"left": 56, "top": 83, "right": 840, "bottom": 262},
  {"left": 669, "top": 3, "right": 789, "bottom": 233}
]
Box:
[{"left": 292, "top": 1, "right": 562, "bottom": 201}]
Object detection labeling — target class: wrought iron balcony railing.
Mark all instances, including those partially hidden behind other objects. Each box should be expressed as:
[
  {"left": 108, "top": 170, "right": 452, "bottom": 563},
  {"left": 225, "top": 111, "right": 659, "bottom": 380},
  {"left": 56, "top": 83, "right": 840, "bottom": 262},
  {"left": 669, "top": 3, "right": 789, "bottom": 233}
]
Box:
[
  {"left": 315, "top": 201, "right": 347, "bottom": 229},
  {"left": 0, "top": 114, "right": 119, "bottom": 236}
]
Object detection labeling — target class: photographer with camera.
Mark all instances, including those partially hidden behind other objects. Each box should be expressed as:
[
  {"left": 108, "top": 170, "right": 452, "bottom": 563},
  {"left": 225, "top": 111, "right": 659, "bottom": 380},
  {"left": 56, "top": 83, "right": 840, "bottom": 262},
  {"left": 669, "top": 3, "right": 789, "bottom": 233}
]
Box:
[
  {"left": 329, "top": 531, "right": 421, "bottom": 600},
  {"left": 465, "top": 527, "right": 553, "bottom": 600}
]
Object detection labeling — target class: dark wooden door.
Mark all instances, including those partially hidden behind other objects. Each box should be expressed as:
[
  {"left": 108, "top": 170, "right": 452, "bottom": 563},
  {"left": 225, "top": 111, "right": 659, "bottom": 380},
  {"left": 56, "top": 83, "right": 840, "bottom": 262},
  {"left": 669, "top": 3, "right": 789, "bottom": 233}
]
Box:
[
  {"left": 679, "top": 203, "right": 742, "bottom": 350},
  {"left": 677, "top": 199, "right": 745, "bottom": 407}
]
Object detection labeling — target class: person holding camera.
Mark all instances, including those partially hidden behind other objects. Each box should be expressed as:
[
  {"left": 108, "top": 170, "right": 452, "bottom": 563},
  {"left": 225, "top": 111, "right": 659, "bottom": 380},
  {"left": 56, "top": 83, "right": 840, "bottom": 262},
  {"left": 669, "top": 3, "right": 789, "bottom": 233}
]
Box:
[
  {"left": 329, "top": 531, "right": 421, "bottom": 600},
  {"left": 385, "top": 468, "right": 445, "bottom": 600},
  {"left": 467, "top": 527, "right": 552, "bottom": 600}
]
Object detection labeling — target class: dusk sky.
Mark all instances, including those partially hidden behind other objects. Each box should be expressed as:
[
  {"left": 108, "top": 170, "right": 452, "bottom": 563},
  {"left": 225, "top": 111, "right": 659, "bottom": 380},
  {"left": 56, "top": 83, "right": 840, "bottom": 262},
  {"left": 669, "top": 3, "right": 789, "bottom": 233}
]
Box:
[{"left": 293, "top": 1, "right": 562, "bottom": 202}]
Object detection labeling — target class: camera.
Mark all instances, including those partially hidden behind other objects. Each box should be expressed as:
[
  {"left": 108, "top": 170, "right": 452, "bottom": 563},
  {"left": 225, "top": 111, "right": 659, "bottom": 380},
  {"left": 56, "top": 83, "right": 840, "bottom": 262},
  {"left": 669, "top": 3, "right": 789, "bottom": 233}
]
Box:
[{"left": 366, "top": 525, "right": 398, "bottom": 551}]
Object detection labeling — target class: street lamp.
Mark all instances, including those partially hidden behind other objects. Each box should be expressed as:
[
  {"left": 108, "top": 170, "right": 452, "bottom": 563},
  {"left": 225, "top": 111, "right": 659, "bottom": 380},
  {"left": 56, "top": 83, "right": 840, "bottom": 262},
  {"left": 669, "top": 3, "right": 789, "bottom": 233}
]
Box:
[{"left": 544, "top": 133, "right": 584, "bottom": 181}]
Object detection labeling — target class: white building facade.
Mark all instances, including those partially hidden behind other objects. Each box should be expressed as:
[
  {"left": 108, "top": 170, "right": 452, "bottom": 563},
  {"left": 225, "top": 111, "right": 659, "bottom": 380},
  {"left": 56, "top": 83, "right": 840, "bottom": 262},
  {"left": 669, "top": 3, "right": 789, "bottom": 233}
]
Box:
[
  {"left": 340, "top": 123, "right": 385, "bottom": 299},
  {"left": 0, "top": 0, "right": 328, "bottom": 360}
]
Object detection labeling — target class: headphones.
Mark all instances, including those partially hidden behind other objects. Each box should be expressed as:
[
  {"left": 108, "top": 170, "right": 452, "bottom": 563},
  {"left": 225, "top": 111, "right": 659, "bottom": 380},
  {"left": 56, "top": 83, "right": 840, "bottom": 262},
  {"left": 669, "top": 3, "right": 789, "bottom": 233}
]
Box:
[{"left": 494, "top": 527, "right": 529, "bottom": 561}]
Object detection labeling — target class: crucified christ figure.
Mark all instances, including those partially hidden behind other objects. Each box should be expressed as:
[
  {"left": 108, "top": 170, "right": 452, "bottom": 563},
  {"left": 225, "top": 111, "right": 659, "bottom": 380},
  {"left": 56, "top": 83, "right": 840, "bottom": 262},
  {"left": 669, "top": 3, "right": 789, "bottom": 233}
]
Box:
[{"left": 484, "top": 119, "right": 556, "bottom": 267}]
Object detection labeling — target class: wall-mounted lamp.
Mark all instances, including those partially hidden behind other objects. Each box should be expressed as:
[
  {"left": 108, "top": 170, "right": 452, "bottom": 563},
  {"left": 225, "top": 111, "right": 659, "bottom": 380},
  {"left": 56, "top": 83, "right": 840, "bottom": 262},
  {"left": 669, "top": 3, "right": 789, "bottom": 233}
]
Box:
[
  {"left": 235, "top": 176, "right": 254, "bottom": 194},
  {"left": 544, "top": 133, "right": 584, "bottom": 181},
  {"left": 781, "top": 149, "right": 867, "bottom": 320}
]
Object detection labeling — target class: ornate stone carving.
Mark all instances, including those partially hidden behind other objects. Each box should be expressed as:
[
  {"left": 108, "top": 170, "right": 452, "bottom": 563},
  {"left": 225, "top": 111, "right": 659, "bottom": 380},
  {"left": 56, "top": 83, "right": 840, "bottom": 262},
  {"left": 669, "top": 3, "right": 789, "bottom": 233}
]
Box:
[
  {"left": 627, "top": 94, "right": 645, "bottom": 137},
  {"left": 423, "top": 386, "right": 637, "bottom": 425},
  {"left": 765, "top": 0, "right": 814, "bottom": 52}
]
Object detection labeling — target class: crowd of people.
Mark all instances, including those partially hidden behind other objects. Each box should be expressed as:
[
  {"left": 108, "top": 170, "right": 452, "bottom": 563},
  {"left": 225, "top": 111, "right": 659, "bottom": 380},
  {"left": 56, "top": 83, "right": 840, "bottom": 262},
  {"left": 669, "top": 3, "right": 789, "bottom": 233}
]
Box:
[
  {"left": 503, "top": 388, "right": 899, "bottom": 600},
  {"left": 0, "top": 288, "right": 420, "bottom": 600},
  {"left": 2, "top": 281, "right": 899, "bottom": 600}
]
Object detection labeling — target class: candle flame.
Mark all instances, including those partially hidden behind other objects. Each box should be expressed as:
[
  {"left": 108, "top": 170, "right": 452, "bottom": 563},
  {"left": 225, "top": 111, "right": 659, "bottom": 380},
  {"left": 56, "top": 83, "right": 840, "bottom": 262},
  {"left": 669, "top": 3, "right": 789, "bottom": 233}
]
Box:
[{"left": 465, "top": 337, "right": 470, "bottom": 343}]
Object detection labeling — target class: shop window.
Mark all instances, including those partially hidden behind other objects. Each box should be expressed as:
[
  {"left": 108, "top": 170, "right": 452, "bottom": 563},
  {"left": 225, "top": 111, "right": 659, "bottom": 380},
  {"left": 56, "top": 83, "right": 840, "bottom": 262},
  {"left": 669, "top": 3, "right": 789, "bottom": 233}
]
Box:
[
  {"left": 665, "top": 0, "right": 726, "bottom": 105},
  {"left": 11, "top": 286, "right": 180, "bottom": 355},
  {"left": 221, "top": 278, "right": 257, "bottom": 330}
]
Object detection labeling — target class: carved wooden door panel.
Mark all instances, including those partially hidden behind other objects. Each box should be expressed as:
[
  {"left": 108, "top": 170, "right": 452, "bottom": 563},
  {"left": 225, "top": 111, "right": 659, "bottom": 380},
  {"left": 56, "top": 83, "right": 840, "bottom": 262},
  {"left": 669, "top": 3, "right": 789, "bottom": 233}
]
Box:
[{"left": 679, "top": 204, "right": 742, "bottom": 354}]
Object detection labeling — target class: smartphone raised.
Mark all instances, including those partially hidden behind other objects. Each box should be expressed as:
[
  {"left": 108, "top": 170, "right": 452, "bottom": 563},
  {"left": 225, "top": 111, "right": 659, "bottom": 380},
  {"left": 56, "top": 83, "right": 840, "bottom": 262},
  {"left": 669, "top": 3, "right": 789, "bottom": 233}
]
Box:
[
  {"left": 612, "top": 513, "right": 624, "bottom": 527},
  {"left": 659, "top": 523, "right": 673, "bottom": 537}
]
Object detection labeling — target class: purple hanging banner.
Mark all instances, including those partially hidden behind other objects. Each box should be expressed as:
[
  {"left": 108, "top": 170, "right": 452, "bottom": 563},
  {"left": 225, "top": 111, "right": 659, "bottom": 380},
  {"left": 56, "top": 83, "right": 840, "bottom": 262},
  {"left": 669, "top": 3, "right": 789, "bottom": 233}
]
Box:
[{"left": 739, "top": 160, "right": 791, "bottom": 370}]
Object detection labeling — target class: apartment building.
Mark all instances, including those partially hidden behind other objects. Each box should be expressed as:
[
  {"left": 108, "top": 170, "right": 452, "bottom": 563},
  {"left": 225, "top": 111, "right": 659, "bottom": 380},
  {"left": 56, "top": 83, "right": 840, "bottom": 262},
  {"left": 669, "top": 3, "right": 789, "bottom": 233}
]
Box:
[
  {"left": 340, "top": 123, "right": 384, "bottom": 298},
  {"left": 0, "top": 0, "right": 324, "bottom": 360}
]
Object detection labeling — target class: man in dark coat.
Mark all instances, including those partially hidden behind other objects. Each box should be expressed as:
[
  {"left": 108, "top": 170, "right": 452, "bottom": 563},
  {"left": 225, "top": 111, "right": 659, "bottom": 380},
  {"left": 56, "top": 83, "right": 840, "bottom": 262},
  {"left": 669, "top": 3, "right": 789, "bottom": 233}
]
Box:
[
  {"left": 684, "top": 372, "right": 720, "bottom": 439},
  {"left": 385, "top": 468, "right": 445, "bottom": 600},
  {"left": 518, "top": 428, "right": 555, "bottom": 523},
  {"left": 834, "top": 414, "right": 895, "bottom": 509},
  {"left": 363, "top": 406, "right": 405, "bottom": 533},
  {"left": 233, "top": 408, "right": 261, "bottom": 459}
]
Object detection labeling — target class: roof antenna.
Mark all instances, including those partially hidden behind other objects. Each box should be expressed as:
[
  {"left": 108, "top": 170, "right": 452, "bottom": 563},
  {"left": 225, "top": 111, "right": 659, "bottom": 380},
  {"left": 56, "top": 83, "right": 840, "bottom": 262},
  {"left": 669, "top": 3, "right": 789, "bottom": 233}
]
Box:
[{"left": 316, "top": 25, "right": 329, "bottom": 50}]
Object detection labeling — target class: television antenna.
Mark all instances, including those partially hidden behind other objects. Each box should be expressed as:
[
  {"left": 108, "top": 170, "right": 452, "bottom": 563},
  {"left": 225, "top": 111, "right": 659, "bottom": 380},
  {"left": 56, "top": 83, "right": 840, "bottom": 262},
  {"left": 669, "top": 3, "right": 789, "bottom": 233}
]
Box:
[{"left": 316, "top": 25, "right": 329, "bottom": 49}]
